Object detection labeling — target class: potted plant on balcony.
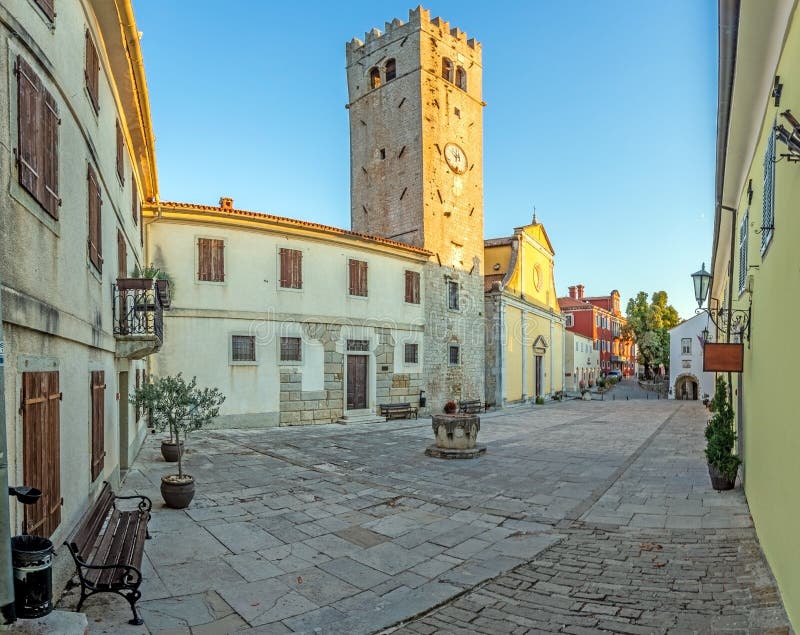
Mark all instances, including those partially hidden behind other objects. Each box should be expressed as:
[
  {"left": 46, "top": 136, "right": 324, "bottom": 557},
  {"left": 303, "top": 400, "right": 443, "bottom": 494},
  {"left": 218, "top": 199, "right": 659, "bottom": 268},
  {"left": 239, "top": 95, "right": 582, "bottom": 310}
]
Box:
[
  {"left": 131, "top": 374, "right": 225, "bottom": 508},
  {"left": 132, "top": 264, "right": 172, "bottom": 309},
  {"left": 705, "top": 376, "right": 741, "bottom": 491}
]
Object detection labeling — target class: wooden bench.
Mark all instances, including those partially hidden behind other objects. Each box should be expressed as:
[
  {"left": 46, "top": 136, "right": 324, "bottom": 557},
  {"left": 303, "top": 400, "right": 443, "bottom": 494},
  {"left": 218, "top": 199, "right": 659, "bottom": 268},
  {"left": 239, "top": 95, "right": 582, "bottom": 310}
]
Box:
[
  {"left": 64, "top": 482, "right": 151, "bottom": 625},
  {"left": 379, "top": 402, "right": 418, "bottom": 420},
  {"left": 458, "top": 399, "right": 484, "bottom": 414}
]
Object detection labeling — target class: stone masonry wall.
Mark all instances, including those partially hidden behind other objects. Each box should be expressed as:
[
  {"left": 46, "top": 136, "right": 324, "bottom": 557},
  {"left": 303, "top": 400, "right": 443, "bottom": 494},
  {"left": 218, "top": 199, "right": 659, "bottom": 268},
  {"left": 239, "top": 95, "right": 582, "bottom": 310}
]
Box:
[{"left": 375, "top": 327, "right": 424, "bottom": 406}]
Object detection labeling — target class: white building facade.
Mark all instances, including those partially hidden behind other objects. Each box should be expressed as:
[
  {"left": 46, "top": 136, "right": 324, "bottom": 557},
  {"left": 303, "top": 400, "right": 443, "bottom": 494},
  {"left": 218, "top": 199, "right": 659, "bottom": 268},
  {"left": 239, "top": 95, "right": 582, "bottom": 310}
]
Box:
[
  {"left": 668, "top": 313, "right": 715, "bottom": 401},
  {"left": 147, "top": 200, "right": 430, "bottom": 427},
  {"left": 565, "top": 331, "right": 600, "bottom": 392}
]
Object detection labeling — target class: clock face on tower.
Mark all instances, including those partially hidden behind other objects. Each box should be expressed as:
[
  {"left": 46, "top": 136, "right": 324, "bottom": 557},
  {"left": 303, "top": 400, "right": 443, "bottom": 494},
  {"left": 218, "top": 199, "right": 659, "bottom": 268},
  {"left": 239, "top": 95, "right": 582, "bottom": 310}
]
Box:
[{"left": 444, "top": 143, "right": 468, "bottom": 174}]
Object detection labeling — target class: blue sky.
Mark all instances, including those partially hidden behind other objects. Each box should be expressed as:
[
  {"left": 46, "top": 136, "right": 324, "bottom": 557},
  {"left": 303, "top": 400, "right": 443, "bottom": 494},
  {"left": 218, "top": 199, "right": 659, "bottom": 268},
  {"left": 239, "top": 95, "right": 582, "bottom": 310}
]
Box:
[{"left": 133, "top": 1, "right": 717, "bottom": 320}]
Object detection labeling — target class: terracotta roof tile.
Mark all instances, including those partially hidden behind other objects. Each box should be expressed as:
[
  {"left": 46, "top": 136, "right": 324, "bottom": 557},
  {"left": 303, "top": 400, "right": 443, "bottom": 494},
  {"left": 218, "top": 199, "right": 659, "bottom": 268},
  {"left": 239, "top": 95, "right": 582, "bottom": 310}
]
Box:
[
  {"left": 153, "top": 201, "right": 432, "bottom": 256},
  {"left": 484, "top": 274, "right": 505, "bottom": 292},
  {"left": 558, "top": 297, "right": 591, "bottom": 309}
]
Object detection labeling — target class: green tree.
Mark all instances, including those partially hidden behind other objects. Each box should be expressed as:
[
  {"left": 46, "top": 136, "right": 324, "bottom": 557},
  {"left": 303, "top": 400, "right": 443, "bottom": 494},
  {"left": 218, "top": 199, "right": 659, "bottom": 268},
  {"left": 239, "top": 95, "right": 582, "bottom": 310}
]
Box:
[{"left": 624, "top": 290, "right": 680, "bottom": 378}]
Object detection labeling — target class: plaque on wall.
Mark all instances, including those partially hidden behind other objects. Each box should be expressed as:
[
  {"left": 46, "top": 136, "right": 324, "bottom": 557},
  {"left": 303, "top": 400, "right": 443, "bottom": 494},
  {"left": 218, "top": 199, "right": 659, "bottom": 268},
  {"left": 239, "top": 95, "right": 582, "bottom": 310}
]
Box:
[{"left": 703, "top": 343, "right": 744, "bottom": 372}]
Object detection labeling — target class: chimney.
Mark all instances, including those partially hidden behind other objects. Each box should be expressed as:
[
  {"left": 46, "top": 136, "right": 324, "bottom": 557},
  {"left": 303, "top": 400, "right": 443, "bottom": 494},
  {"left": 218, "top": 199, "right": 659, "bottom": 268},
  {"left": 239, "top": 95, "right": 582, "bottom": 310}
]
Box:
[
  {"left": 577, "top": 284, "right": 585, "bottom": 299},
  {"left": 219, "top": 197, "right": 234, "bottom": 211},
  {"left": 568, "top": 286, "right": 577, "bottom": 299}
]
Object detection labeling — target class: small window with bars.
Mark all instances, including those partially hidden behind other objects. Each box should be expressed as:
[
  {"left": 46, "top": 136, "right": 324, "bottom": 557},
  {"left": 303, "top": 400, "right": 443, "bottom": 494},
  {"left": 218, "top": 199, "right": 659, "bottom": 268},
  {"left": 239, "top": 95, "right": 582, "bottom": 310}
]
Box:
[
  {"left": 280, "top": 337, "right": 302, "bottom": 362},
  {"left": 231, "top": 335, "right": 256, "bottom": 363},
  {"left": 447, "top": 280, "right": 459, "bottom": 310},
  {"left": 448, "top": 345, "right": 460, "bottom": 365},
  {"left": 279, "top": 248, "right": 303, "bottom": 289},
  {"left": 404, "top": 343, "right": 418, "bottom": 364},
  {"left": 681, "top": 338, "right": 692, "bottom": 355},
  {"left": 348, "top": 259, "right": 368, "bottom": 296},
  {"left": 405, "top": 271, "right": 420, "bottom": 304}
]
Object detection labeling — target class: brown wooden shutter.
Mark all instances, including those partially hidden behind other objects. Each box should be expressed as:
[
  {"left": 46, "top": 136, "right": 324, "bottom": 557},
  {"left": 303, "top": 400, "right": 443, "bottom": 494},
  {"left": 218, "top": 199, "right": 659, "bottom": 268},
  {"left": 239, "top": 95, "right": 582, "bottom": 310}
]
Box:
[
  {"left": 405, "top": 271, "right": 420, "bottom": 303},
  {"left": 348, "top": 259, "right": 357, "bottom": 295},
  {"left": 85, "top": 30, "right": 99, "bottom": 112},
  {"left": 90, "top": 371, "right": 105, "bottom": 481},
  {"left": 87, "top": 164, "right": 102, "bottom": 271},
  {"left": 198, "top": 238, "right": 210, "bottom": 280},
  {"left": 16, "top": 56, "right": 40, "bottom": 202},
  {"left": 360, "top": 261, "right": 368, "bottom": 296},
  {"left": 34, "top": 0, "right": 55, "bottom": 21},
  {"left": 294, "top": 250, "right": 302, "bottom": 288},
  {"left": 42, "top": 90, "right": 60, "bottom": 218},
  {"left": 117, "top": 230, "right": 126, "bottom": 278},
  {"left": 22, "top": 371, "right": 61, "bottom": 538},
  {"left": 115, "top": 120, "right": 124, "bottom": 184},
  {"left": 132, "top": 184, "right": 138, "bottom": 225},
  {"left": 212, "top": 239, "right": 224, "bottom": 282},
  {"left": 279, "top": 249, "right": 289, "bottom": 287},
  {"left": 280, "top": 249, "right": 302, "bottom": 289}
]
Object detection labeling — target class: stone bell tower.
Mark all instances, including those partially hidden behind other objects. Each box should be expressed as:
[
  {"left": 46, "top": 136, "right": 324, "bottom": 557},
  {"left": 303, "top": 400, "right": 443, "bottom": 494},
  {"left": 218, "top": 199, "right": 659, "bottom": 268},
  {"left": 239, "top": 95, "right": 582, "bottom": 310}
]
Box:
[{"left": 346, "top": 7, "right": 485, "bottom": 411}]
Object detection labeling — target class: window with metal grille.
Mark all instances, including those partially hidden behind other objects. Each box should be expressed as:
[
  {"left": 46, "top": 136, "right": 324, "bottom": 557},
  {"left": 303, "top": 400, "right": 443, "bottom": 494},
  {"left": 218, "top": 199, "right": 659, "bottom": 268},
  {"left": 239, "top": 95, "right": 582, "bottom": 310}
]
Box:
[
  {"left": 279, "top": 248, "right": 302, "bottom": 289},
  {"left": 16, "top": 56, "right": 60, "bottom": 219},
  {"left": 198, "top": 238, "right": 224, "bottom": 282},
  {"left": 348, "top": 259, "right": 368, "bottom": 296},
  {"left": 87, "top": 164, "right": 103, "bottom": 272},
  {"left": 405, "top": 271, "right": 420, "bottom": 304},
  {"left": 347, "top": 339, "right": 370, "bottom": 351},
  {"left": 85, "top": 30, "right": 100, "bottom": 113},
  {"left": 115, "top": 120, "right": 125, "bottom": 184},
  {"left": 280, "top": 337, "right": 301, "bottom": 362},
  {"left": 447, "top": 280, "right": 459, "bottom": 310},
  {"left": 449, "top": 345, "right": 460, "bottom": 365},
  {"left": 738, "top": 209, "right": 748, "bottom": 293},
  {"left": 404, "top": 343, "right": 418, "bottom": 364},
  {"left": 90, "top": 371, "right": 106, "bottom": 481},
  {"left": 681, "top": 338, "right": 692, "bottom": 355},
  {"left": 385, "top": 59, "right": 396, "bottom": 82},
  {"left": 231, "top": 335, "right": 256, "bottom": 362},
  {"left": 762, "top": 123, "right": 775, "bottom": 253}
]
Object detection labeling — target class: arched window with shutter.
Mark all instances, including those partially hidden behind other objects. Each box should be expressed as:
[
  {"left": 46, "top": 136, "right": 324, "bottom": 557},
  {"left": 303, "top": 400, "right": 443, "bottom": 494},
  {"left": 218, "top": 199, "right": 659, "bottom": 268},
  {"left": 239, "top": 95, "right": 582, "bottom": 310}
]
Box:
[
  {"left": 455, "top": 66, "right": 467, "bottom": 91},
  {"left": 385, "top": 59, "right": 396, "bottom": 82},
  {"left": 442, "top": 58, "right": 454, "bottom": 83},
  {"left": 369, "top": 67, "right": 381, "bottom": 89}
]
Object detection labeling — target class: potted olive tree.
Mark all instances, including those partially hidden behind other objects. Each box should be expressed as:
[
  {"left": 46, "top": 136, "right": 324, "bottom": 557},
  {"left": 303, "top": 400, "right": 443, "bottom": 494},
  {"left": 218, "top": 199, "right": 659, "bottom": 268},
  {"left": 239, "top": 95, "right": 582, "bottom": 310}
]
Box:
[
  {"left": 131, "top": 374, "right": 225, "bottom": 508},
  {"left": 705, "top": 376, "right": 741, "bottom": 491}
]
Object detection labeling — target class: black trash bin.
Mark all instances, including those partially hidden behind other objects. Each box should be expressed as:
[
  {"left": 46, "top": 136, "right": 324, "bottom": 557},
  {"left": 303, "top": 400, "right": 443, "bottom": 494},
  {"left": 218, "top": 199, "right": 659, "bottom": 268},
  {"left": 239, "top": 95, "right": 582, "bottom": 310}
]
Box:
[{"left": 11, "top": 535, "right": 54, "bottom": 619}]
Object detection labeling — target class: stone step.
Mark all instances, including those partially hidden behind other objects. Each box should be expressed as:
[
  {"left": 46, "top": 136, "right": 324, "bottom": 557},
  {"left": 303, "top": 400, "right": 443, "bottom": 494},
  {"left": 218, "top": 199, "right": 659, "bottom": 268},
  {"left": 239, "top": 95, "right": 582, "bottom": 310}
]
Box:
[{"left": 337, "top": 409, "right": 386, "bottom": 425}]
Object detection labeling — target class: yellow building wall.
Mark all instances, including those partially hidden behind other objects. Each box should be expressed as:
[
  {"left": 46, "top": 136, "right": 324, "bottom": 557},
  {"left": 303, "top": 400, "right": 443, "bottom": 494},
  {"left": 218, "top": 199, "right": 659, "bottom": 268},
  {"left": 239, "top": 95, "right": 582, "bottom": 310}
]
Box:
[
  {"left": 504, "top": 305, "right": 523, "bottom": 402},
  {"left": 485, "top": 244, "right": 513, "bottom": 277},
  {"left": 503, "top": 226, "right": 561, "bottom": 313},
  {"left": 729, "top": 10, "right": 800, "bottom": 625}
]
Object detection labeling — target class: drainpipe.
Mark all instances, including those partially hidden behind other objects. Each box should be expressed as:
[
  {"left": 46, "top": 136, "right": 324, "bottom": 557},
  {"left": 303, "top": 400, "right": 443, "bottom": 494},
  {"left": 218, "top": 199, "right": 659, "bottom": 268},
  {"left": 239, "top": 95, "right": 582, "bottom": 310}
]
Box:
[{"left": 0, "top": 283, "right": 16, "bottom": 622}]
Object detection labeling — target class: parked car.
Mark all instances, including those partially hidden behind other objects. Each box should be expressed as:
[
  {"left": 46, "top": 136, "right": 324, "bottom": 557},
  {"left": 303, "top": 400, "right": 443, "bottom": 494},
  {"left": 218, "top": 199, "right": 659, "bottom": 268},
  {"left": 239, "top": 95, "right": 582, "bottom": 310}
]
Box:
[{"left": 607, "top": 370, "right": 623, "bottom": 381}]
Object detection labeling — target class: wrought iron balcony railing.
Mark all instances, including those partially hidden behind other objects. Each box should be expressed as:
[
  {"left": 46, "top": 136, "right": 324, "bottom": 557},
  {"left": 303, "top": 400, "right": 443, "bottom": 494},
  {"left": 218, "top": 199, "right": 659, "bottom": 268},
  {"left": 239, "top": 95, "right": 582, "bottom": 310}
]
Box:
[{"left": 113, "top": 278, "right": 164, "bottom": 343}]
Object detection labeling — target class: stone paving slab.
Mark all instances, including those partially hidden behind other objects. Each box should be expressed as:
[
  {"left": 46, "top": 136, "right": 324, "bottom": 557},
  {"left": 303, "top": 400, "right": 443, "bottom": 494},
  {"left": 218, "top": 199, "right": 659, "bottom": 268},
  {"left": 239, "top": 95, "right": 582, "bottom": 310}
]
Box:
[{"left": 56, "top": 400, "right": 792, "bottom": 634}]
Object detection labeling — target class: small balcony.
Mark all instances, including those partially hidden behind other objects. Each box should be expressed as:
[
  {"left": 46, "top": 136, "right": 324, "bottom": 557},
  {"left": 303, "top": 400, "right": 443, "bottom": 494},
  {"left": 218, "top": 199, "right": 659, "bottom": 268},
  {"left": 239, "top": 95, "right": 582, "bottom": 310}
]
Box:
[{"left": 113, "top": 278, "right": 169, "bottom": 359}]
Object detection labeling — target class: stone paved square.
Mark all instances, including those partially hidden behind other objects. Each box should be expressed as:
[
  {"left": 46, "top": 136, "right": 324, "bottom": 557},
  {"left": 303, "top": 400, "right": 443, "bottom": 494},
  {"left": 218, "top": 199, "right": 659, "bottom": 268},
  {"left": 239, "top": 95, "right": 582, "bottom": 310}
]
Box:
[{"left": 58, "top": 400, "right": 791, "bottom": 634}]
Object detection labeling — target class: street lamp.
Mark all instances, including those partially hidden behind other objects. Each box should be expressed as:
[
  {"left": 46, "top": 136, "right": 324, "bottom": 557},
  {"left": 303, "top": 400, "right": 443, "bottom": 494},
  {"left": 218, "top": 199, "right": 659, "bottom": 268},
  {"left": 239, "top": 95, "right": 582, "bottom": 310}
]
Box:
[{"left": 690, "top": 263, "right": 751, "bottom": 343}]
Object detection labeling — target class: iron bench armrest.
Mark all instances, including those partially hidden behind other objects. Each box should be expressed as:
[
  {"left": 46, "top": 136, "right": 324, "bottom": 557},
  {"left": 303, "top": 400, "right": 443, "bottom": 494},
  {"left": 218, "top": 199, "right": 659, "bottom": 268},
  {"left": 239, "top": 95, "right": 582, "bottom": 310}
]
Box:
[{"left": 113, "top": 493, "right": 152, "bottom": 514}]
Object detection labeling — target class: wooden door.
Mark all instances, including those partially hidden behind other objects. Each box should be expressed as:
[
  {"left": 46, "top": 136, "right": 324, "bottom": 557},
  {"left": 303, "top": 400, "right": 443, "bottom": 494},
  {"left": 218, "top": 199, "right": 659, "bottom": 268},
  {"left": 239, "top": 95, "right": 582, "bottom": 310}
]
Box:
[
  {"left": 22, "top": 371, "right": 61, "bottom": 537},
  {"left": 347, "top": 355, "right": 367, "bottom": 410},
  {"left": 534, "top": 355, "right": 543, "bottom": 398}
]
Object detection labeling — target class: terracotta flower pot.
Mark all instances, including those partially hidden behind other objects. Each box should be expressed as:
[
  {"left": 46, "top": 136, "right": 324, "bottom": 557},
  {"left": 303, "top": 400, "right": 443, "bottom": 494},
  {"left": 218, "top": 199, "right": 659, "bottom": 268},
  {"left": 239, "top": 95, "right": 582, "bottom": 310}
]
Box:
[
  {"left": 160, "top": 440, "right": 184, "bottom": 462},
  {"left": 161, "top": 475, "right": 195, "bottom": 509}
]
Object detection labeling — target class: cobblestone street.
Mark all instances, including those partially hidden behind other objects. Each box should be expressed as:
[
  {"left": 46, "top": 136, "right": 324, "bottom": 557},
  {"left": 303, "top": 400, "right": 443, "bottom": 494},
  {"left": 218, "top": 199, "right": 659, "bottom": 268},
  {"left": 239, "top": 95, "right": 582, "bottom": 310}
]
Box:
[{"left": 59, "top": 400, "right": 791, "bottom": 634}]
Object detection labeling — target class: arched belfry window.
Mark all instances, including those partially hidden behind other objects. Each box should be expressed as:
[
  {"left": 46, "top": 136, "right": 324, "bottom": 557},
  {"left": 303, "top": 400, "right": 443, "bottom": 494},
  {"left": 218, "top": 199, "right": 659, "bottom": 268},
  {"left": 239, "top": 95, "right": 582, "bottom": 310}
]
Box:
[
  {"left": 455, "top": 66, "right": 467, "bottom": 91},
  {"left": 442, "top": 58, "right": 454, "bottom": 83},
  {"left": 369, "top": 67, "right": 381, "bottom": 89},
  {"left": 385, "top": 59, "right": 396, "bottom": 82}
]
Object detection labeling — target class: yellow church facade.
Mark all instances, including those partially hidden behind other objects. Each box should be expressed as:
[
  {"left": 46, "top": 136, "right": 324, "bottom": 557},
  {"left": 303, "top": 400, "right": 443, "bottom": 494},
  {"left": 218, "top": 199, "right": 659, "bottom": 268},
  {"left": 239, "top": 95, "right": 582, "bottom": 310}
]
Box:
[{"left": 484, "top": 220, "right": 565, "bottom": 406}]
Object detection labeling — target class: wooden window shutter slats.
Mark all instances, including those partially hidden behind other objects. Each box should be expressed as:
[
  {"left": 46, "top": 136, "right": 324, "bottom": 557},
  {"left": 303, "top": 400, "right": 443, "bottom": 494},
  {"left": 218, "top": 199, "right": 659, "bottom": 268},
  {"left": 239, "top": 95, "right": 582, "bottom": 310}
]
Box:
[
  {"left": 348, "top": 259, "right": 367, "bottom": 296},
  {"left": 279, "top": 249, "right": 302, "bottom": 289},
  {"left": 279, "top": 249, "right": 288, "bottom": 287},
  {"left": 16, "top": 56, "right": 41, "bottom": 202},
  {"left": 132, "top": 185, "right": 138, "bottom": 226},
  {"left": 117, "top": 230, "right": 127, "bottom": 278},
  {"left": 90, "top": 371, "right": 105, "bottom": 481},
  {"left": 42, "top": 91, "right": 60, "bottom": 218},
  {"left": 87, "top": 165, "right": 102, "bottom": 271},
  {"left": 22, "top": 371, "right": 61, "bottom": 538},
  {"left": 85, "top": 30, "right": 100, "bottom": 113},
  {"left": 215, "top": 240, "right": 224, "bottom": 281},
  {"left": 295, "top": 251, "right": 302, "bottom": 288},
  {"left": 115, "top": 120, "right": 124, "bottom": 184},
  {"left": 198, "top": 238, "right": 224, "bottom": 282},
  {"left": 34, "top": 0, "right": 55, "bottom": 21}
]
